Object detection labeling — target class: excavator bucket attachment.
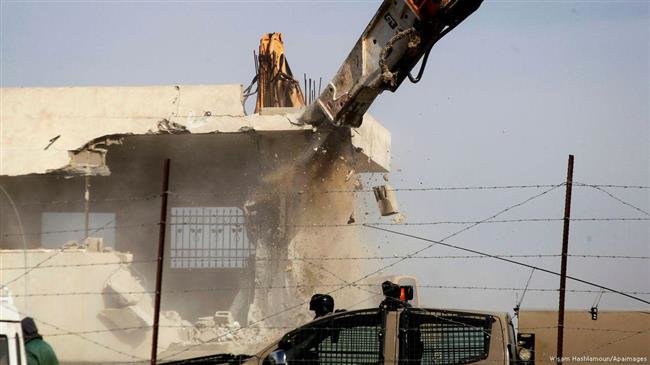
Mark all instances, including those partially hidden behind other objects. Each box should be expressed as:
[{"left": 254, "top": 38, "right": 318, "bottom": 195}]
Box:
[{"left": 255, "top": 33, "right": 305, "bottom": 113}]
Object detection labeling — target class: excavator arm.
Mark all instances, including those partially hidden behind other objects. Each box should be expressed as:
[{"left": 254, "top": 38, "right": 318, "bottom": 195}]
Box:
[{"left": 299, "top": 0, "right": 483, "bottom": 127}]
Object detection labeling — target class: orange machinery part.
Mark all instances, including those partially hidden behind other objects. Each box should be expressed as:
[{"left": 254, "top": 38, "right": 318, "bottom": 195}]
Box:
[
  {"left": 405, "top": 0, "right": 442, "bottom": 20},
  {"left": 255, "top": 32, "right": 305, "bottom": 113}
]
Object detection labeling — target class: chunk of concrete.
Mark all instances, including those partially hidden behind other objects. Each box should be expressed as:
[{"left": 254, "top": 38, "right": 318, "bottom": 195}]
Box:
[
  {"left": 196, "top": 316, "right": 215, "bottom": 328},
  {"left": 373, "top": 184, "right": 399, "bottom": 216},
  {"left": 197, "top": 328, "right": 219, "bottom": 343},
  {"left": 104, "top": 267, "right": 145, "bottom": 307},
  {"left": 98, "top": 305, "right": 151, "bottom": 330},
  {"left": 214, "top": 311, "right": 234, "bottom": 326},
  {"left": 84, "top": 237, "right": 104, "bottom": 252}
]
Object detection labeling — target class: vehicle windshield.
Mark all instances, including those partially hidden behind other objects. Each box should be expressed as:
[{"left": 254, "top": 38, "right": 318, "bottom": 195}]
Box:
[
  {"left": 281, "top": 309, "right": 383, "bottom": 365},
  {"left": 400, "top": 309, "right": 493, "bottom": 365}
]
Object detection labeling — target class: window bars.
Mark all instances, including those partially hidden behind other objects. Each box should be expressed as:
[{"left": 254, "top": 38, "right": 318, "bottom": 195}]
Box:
[{"left": 170, "top": 207, "right": 253, "bottom": 269}]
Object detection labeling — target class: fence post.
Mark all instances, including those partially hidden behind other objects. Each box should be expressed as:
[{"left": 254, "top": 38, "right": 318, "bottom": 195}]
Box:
[
  {"left": 557, "top": 154, "right": 574, "bottom": 362},
  {"left": 151, "top": 158, "right": 170, "bottom": 364}
]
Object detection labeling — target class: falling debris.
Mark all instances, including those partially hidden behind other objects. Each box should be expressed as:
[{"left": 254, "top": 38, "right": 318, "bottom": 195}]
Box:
[
  {"left": 345, "top": 169, "right": 355, "bottom": 182},
  {"left": 373, "top": 184, "right": 400, "bottom": 216},
  {"left": 353, "top": 176, "right": 364, "bottom": 191},
  {"left": 391, "top": 213, "right": 406, "bottom": 224},
  {"left": 44, "top": 135, "right": 61, "bottom": 150},
  {"left": 347, "top": 211, "right": 356, "bottom": 224}
]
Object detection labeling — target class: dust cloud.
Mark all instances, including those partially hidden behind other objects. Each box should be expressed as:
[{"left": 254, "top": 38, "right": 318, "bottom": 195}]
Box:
[{"left": 247, "top": 129, "right": 378, "bottom": 331}]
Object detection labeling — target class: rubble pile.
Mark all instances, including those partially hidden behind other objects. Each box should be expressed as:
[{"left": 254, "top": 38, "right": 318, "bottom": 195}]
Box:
[{"left": 185, "top": 310, "right": 283, "bottom": 353}]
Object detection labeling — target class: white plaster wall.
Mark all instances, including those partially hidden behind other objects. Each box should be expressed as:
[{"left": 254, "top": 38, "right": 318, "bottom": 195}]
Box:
[
  {"left": 0, "top": 84, "right": 244, "bottom": 176},
  {"left": 1, "top": 249, "right": 190, "bottom": 363},
  {"left": 0, "top": 85, "right": 391, "bottom": 176},
  {"left": 351, "top": 114, "right": 391, "bottom": 172}
]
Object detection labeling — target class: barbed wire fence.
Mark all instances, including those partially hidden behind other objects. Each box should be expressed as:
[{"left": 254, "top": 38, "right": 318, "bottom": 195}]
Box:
[
  {"left": 156, "top": 180, "right": 650, "bottom": 361},
  {"left": 1, "top": 180, "right": 648, "bottom": 362}
]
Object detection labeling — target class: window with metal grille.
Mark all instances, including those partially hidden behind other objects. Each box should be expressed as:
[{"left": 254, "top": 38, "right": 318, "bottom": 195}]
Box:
[
  {"left": 170, "top": 207, "right": 253, "bottom": 269},
  {"left": 284, "top": 309, "right": 383, "bottom": 365},
  {"left": 400, "top": 309, "right": 493, "bottom": 365}
]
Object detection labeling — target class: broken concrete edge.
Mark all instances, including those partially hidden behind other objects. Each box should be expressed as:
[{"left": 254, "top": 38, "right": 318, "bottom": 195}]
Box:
[
  {"left": 59, "top": 133, "right": 128, "bottom": 176},
  {"left": 351, "top": 114, "right": 391, "bottom": 173},
  {"left": 45, "top": 116, "right": 309, "bottom": 177},
  {"left": 4, "top": 113, "right": 389, "bottom": 177},
  {"left": 28, "top": 114, "right": 308, "bottom": 177}
]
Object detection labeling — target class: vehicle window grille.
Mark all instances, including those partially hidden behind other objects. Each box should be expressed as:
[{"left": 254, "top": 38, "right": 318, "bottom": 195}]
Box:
[
  {"left": 285, "top": 310, "right": 383, "bottom": 365},
  {"left": 317, "top": 324, "right": 381, "bottom": 365},
  {"left": 170, "top": 207, "right": 253, "bottom": 269},
  {"left": 401, "top": 310, "right": 492, "bottom": 365}
]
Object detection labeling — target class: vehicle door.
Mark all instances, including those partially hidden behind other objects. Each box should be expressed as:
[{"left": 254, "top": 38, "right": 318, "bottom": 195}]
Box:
[
  {"left": 0, "top": 322, "right": 26, "bottom": 365},
  {"left": 398, "top": 309, "right": 505, "bottom": 365},
  {"left": 261, "top": 308, "right": 388, "bottom": 365}
]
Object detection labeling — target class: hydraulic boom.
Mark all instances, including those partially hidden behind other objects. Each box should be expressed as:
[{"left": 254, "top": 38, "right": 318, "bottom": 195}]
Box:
[{"left": 299, "top": 0, "right": 483, "bottom": 127}]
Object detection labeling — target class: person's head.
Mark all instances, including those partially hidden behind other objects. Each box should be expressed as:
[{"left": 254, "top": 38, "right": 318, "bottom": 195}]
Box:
[
  {"left": 21, "top": 317, "right": 41, "bottom": 342},
  {"left": 309, "top": 294, "right": 334, "bottom": 318}
]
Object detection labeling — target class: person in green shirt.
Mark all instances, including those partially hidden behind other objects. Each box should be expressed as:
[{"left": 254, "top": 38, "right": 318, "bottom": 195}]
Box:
[{"left": 21, "top": 317, "right": 59, "bottom": 365}]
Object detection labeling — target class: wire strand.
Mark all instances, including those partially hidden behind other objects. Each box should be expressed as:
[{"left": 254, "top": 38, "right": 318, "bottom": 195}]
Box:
[
  {"left": 10, "top": 284, "right": 649, "bottom": 298},
  {"left": 364, "top": 225, "right": 650, "bottom": 305},
  {"left": 578, "top": 182, "right": 650, "bottom": 216}
]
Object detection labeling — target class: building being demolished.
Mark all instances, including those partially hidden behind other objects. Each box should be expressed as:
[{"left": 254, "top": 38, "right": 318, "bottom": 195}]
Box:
[
  {"left": 0, "top": 0, "right": 494, "bottom": 359},
  {"left": 0, "top": 81, "right": 390, "bottom": 362}
]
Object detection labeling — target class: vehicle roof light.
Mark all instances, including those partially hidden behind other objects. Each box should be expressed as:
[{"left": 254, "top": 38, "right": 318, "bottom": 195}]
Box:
[{"left": 382, "top": 281, "right": 414, "bottom": 302}]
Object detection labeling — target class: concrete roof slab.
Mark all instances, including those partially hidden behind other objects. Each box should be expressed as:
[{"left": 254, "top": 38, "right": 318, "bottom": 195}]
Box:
[{"left": 1, "top": 84, "right": 390, "bottom": 176}]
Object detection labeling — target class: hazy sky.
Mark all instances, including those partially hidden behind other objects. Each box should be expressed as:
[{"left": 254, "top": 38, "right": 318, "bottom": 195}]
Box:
[{"left": 2, "top": 0, "right": 648, "bottom": 313}]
